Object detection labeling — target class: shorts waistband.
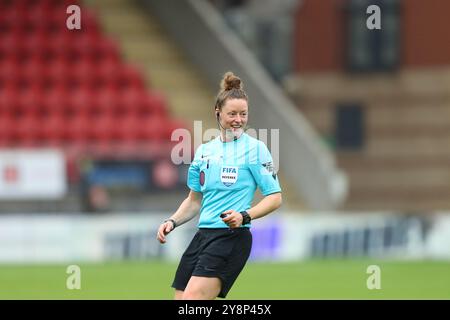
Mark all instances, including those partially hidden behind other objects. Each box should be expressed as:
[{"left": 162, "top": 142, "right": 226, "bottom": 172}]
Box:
[{"left": 198, "top": 227, "right": 250, "bottom": 232}]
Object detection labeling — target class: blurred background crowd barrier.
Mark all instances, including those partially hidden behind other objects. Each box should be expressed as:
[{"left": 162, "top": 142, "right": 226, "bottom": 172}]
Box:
[
  {"left": 1, "top": 212, "right": 450, "bottom": 263},
  {"left": 0, "top": 0, "right": 450, "bottom": 264}
]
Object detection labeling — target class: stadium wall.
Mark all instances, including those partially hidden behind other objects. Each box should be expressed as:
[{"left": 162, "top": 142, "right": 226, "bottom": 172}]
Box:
[{"left": 294, "top": 0, "right": 450, "bottom": 72}]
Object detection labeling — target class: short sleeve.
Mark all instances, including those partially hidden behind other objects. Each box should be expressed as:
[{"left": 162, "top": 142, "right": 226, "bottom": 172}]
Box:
[
  {"left": 248, "top": 141, "right": 282, "bottom": 196},
  {"left": 187, "top": 144, "right": 203, "bottom": 192}
]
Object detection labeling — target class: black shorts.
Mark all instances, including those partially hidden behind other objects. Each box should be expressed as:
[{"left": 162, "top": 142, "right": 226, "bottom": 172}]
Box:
[{"left": 172, "top": 227, "right": 252, "bottom": 298}]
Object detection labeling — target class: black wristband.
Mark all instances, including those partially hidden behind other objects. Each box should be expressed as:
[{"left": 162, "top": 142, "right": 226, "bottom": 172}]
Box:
[
  {"left": 240, "top": 211, "right": 252, "bottom": 225},
  {"left": 164, "top": 219, "right": 177, "bottom": 229}
]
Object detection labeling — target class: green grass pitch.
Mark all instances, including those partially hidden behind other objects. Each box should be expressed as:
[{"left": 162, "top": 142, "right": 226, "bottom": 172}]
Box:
[{"left": 1, "top": 259, "right": 449, "bottom": 299}]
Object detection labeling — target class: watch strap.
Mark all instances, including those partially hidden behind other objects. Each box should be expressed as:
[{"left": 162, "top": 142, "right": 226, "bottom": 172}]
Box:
[{"left": 240, "top": 211, "right": 251, "bottom": 225}]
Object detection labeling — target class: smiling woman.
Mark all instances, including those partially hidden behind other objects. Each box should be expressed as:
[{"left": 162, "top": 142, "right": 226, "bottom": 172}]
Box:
[
  {"left": 214, "top": 72, "right": 249, "bottom": 141},
  {"left": 156, "top": 71, "right": 283, "bottom": 300}
]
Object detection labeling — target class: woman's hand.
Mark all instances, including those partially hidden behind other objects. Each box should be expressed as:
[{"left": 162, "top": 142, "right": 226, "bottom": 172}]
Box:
[
  {"left": 156, "top": 190, "right": 202, "bottom": 244},
  {"left": 221, "top": 210, "right": 244, "bottom": 228},
  {"left": 157, "top": 220, "right": 175, "bottom": 244}
]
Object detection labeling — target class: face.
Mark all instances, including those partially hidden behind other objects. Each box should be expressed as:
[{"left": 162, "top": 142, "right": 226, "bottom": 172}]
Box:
[{"left": 216, "top": 98, "right": 248, "bottom": 136}]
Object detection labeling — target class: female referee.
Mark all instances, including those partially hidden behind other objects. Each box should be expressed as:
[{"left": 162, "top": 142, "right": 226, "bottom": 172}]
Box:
[{"left": 156, "top": 71, "right": 282, "bottom": 300}]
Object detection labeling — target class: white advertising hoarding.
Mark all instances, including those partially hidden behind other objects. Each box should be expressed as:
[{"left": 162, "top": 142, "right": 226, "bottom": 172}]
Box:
[
  {"left": 0, "top": 149, "right": 67, "bottom": 199},
  {"left": 0, "top": 213, "right": 195, "bottom": 264},
  {"left": 0, "top": 212, "right": 449, "bottom": 264}
]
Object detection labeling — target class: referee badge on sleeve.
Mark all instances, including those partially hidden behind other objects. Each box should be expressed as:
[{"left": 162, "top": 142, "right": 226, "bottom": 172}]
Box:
[{"left": 262, "top": 161, "right": 277, "bottom": 179}]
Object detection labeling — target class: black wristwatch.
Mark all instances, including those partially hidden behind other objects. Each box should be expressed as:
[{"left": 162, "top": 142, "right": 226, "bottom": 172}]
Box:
[
  {"left": 164, "top": 219, "right": 177, "bottom": 229},
  {"left": 240, "top": 211, "right": 252, "bottom": 225}
]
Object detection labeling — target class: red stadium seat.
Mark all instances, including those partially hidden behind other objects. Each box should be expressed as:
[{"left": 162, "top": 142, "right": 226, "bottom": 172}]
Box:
[
  {"left": 18, "top": 85, "right": 45, "bottom": 118},
  {"left": 93, "top": 37, "right": 121, "bottom": 63},
  {"left": 0, "top": 59, "right": 21, "bottom": 89},
  {"left": 44, "top": 85, "right": 71, "bottom": 117},
  {"left": 95, "top": 58, "right": 121, "bottom": 88},
  {"left": 47, "top": 57, "right": 70, "bottom": 88},
  {"left": 95, "top": 87, "right": 120, "bottom": 117},
  {"left": 118, "top": 86, "right": 147, "bottom": 116},
  {"left": 68, "top": 60, "right": 96, "bottom": 89},
  {"left": 138, "top": 115, "right": 170, "bottom": 141},
  {"left": 19, "top": 59, "right": 47, "bottom": 90},
  {"left": 89, "top": 113, "right": 117, "bottom": 143},
  {"left": 47, "top": 6, "right": 74, "bottom": 34},
  {"left": 81, "top": 9, "right": 101, "bottom": 36},
  {"left": 70, "top": 32, "right": 101, "bottom": 63},
  {"left": 14, "top": 10, "right": 37, "bottom": 35},
  {"left": 11, "top": 0, "right": 42, "bottom": 9},
  {"left": 0, "top": 0, "right": 14, "bottom": 9},
  {"left": 117, "top": 65, "right": 146, "bottom": 89},
  {"left": 65, "top": 114, "right": 90, "bottom": 144},
  {"left": 41, "top": 113, "right": 66, "bottom": 145},
  {"left": 0, "top": 87, "right": 20, "bottom": 116},
  {"left": 2, "top": 3, "right": 28, "bottom": 27},
  {"left": 166, "top": 119, "right": 188, "bottom": 138},
  {"left": 0, "top": 115, "right": 15, "bottom": 145},
  {"left": 14, "top": 114, "right": 41, "bottom": 146},
  {"left": 0, "top": 33, "right": 24, "bottom": 61},
  {"left": 143, "top": 92, "right": 168, "bottom": 117},
  {"left": 0, "top": 11, "right": 13, "bottom": 36},
  {"left": 25, "top": 2, "right": 52, "bottom": 28},
  {"left": 42, "top": 0, "right": 80, "bottom": 9},
  {"left": 69, "top": 87, "right": 96, "bottom": 118},
  {"left": 22, "top": 30, "right": 51, "bottom": 60},
  {"left": 116, "top": 114, "right": 140, "bottom": 142},
  {"left": 47, "top": 31, "right": 75, "bottom": 61}
]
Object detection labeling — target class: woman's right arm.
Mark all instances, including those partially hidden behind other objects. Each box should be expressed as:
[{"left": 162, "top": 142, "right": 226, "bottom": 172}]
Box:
[{"left": 156, "top": 190, "right": 202, "bottom": 244}]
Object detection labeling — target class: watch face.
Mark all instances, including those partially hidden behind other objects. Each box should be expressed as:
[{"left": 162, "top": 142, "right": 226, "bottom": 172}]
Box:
[{"left": 241, "top": 212, "right": 250, "bottom": 224}]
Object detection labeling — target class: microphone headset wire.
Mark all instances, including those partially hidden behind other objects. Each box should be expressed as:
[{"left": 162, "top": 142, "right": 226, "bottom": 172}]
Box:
[{"left": 216, "top": 112, "right": 248, "bottom": 141}]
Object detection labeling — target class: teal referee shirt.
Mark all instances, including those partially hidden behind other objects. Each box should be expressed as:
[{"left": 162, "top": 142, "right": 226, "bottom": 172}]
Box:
[{"left": 187, "top": 133, "right": 282, "bottom": 228}]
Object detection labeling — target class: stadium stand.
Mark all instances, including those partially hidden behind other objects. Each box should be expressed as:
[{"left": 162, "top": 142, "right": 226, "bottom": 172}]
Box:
[{"left": 0, "top": 0, "right": 189, "bottom": 212}]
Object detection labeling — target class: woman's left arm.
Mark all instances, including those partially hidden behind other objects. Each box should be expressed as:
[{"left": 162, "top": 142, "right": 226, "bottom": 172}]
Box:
[
  {"left": 247, "top": 192, "right": 282, "bottom": 220},
  {"left": 221, "top": 192, "right": 282, "bottom": 228}
]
